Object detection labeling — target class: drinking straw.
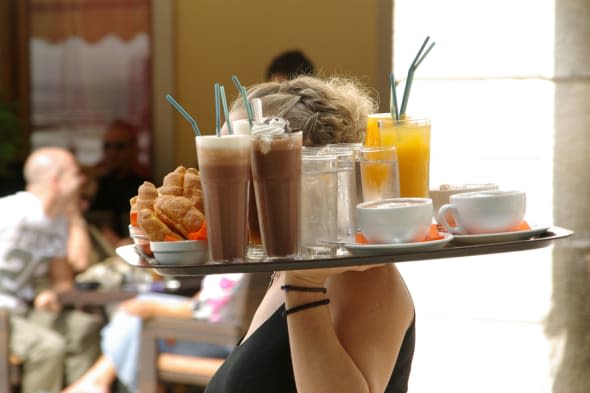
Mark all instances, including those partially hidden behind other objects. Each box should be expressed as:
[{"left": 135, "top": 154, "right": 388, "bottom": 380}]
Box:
[
  {"left": 389, "top": 72, "right": 399, "bottom": 121},
  {"left": 219, "top": 85, "right": 233, "bottom": 135},
  {"left": 400, "top": 36, "right": 436, "bottom": 116},
  {"left": 252, "top": 98, "right": 263, "bottom": 123},
  {"left": 165, "top": 94, "right": 201, "bottom": 136},
  {"left": 415, "top": 41, "right": 436, "bottom": 69},
  {"left": 214, "top": 83, "right": 221, "bottom": 137},
  {"left": 231, "top": 75, "right": 254, "bottom": 126}
]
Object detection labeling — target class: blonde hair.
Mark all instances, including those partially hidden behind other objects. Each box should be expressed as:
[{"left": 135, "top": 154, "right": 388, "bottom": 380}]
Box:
[{"left": 232, "top": 76, "right": 377, "bottom": 146}]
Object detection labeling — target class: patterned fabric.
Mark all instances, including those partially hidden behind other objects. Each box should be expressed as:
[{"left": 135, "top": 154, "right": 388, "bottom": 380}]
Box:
[
  {"left": 0, "top": 192, "right": 68, "bottom": 311},
  {"left": 193, "top": 273, "right": 244, "bottom": 322}
]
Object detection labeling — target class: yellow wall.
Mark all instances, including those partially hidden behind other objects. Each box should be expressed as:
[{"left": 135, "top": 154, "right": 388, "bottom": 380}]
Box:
[{"left": 172, "top": 0, "right": 386, "bottom": 167}]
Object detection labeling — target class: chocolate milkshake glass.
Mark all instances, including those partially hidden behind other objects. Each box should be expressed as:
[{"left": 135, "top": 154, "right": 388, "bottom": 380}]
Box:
[
  {"left": 250, "top": 119, "right": 302, "bottom": 258},
  {"left": 196, "top": 134, "right": 251, "bottom": 262},
  {"left": 230, "top": 119, "right": 262, "bottom": 255}
]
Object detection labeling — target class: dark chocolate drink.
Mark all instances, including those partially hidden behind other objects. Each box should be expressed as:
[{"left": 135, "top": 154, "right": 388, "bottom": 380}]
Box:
[
  {"left": 248, "top": 181, "right": 262, "bottom": 246},
  {"left": 196, "top": 135, "right": 251, "bottom": 262},
  {"left": 251, "top": 132, "right": 302, "bottom": 257}
]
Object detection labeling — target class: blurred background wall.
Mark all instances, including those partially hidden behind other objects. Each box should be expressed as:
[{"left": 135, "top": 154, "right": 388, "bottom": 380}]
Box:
[{"left": 168, "top": 0, "right": 391, "bottom": 170}]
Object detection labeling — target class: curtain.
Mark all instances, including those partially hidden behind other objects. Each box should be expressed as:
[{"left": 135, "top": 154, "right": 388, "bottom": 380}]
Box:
[{"left": 30, "top": 0, "right": 152, "bottom": 169}]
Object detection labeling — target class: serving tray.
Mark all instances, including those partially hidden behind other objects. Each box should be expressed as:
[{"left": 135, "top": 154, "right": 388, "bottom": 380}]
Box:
[{"left": 117, "top": 226, "right": 573, "bottom": 276}]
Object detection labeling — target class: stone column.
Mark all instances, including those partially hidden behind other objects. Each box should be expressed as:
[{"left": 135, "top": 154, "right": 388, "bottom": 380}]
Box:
[{"left": 547, "top": 0, "right": 590, "bottom": 392}]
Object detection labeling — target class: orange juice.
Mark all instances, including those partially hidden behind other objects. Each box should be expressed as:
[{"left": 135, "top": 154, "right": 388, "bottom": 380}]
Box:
[
  {"left": 378, "top": 117, "right": 430, "bottom": 197},
  {"left": 365, "top": 113, "right": 392, "bottom": 147}
]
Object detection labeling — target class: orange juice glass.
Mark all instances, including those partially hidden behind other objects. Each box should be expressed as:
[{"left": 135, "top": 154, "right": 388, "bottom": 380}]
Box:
[
  {"left": 365, "top": 113, "right": 393, "bottom": 147},
  {"left": 378, "top": 117, "right": 431, "bottom": 197}
]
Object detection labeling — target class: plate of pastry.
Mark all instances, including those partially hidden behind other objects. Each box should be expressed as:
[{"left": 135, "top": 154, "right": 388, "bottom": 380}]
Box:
[{"left": 128, "top": 165, "right": 209, "bottom": 265}]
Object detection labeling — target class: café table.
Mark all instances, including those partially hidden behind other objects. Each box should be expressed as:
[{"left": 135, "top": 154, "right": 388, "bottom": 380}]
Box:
[
  {"left": 58, "top": 288, "right": 138, "bottom": 307},
  {"left": 58, "top": 287, "right": 138, "bottom": 323}
]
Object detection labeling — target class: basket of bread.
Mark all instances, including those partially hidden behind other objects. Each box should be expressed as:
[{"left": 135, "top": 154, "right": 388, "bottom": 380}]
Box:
[{"left": 129, "top": 166, "right": 209, "bottom": 265}]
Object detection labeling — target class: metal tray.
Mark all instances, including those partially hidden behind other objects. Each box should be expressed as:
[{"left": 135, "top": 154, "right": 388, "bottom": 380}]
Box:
[{"left": 117, "top": 226, "right": 573, "bottom": 276}]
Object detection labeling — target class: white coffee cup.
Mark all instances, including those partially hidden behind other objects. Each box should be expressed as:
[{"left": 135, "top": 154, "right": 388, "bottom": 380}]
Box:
[
  {"left": 437, "top": 190, "right": 526, "bottom": 234},
  {"left": 356, "top": 198, "right": 433, "bottom": 244},
  {"left": 429, "top": 183, "right": 499, "bottom": 224}
]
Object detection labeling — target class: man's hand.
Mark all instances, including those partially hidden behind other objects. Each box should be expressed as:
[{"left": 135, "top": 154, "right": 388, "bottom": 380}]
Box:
[{"left": 34, "top": 289, "right": 62, "bottom": 312}]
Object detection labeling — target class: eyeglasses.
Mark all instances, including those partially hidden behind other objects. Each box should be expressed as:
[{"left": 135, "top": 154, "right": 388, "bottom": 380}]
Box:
[{"left": 103, "top": 141, "right": 130, "bottom": 151}]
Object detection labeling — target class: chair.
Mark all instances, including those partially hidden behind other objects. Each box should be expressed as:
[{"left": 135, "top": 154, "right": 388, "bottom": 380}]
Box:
[
  {"left": 137, "top": 272, "right": 271, "bottom": 393},
  {"left": 0, "top": 308, "right": 20, "bottom": 393}
]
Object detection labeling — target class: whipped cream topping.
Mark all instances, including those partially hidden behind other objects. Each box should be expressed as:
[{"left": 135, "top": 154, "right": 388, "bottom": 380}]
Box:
[{"left": 251, "top": 117, "right": 288, "bottom": 136}]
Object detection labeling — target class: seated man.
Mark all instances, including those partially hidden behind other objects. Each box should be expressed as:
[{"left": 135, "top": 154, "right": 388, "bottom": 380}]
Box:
[{"left": 0, "top": 147, "right": 102, "bottom": 393}]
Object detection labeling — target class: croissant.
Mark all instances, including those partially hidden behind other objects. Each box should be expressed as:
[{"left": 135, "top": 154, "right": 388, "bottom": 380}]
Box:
[
  {"left": 159, "top": 165, "right": 185, "bottom": 196},
  {"left": 129, "top": 196, "right": 138, "bottom": 211},
  {"left": 137, "top": 208, "right": 182, "bottom": 241},
  {"left": 135, "top": 181, "right": 158, "bottom": 211},
  {"left": 183, "top": 167, "right": 203, "bottom": 211},
  {"left": 154, "top": 195, "right": 205, "bottom": 239}
]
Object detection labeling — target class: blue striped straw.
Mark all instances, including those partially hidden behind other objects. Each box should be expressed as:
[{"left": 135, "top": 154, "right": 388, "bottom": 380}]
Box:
[
  {"left": 165, "top": 94, "right": 201, "bottom": 136},
  {"left": 400, "top": 36, "right": 435, "bottom": 116},
  {"left": 220, "top": 85, "right": 233, "bottom": 135},
  {"left": 214, "top": 83, "right": 221, "bottom": 137},
  {"left": 389, "top": 72, "right": 399, "bottom": 121},
  {"left": 231, "top": 75, "right": 254, "bottom": 126}
]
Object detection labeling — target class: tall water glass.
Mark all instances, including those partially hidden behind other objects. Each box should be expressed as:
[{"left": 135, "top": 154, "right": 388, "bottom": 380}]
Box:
[
  {"left": 300, "top": 152, "right": 338, "bottom": 257},
  {"left": 326, "top": 145, "right": 360, "bottom": 241},
  {"left": 196, "top": 135, "right": 251, "bottom": 262},
  {"left": 359, "top": 146, "right": 400, "bottom": 202},
  {"left": 327, "top": 143, "right": 363, "bottom": 206}
]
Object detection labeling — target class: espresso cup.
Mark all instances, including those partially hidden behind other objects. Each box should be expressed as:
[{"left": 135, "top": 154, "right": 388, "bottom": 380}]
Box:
[
  {"left": 437, "top": 190, "right": 526, "bottom": 234},
  {"left": 356, "top": 198, "right": 433, "bottom": 244}
]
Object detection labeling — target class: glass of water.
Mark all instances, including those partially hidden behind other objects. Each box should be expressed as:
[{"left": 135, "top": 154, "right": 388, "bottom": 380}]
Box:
[
  {"left": 326, "top": 145, "right": 359, "bottom": 242},
  {"left": 300, "top": 152, "right": 338, "bottom": 257}
]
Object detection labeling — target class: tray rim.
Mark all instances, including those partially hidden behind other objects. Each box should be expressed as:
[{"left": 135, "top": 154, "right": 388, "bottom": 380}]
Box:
[{"left": 117, "top": 226, "right": 574, "bottom": 276}]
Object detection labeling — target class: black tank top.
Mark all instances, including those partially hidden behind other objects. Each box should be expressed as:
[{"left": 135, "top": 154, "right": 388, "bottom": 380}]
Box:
[{"left": 205, "top": 304, "right": 415, "bottom": 393}]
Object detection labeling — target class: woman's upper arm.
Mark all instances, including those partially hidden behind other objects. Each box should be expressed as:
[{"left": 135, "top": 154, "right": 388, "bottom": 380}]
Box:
[{"left": 331, "top": 267, "right": 414, "bottom": 393}]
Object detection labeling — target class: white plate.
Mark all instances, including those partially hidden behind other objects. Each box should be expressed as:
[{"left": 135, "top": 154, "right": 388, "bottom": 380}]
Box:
[
  {"left": 449, "top": 225, "right": 550, "bottom": 245},
  {"left": 340, "top": 233, "right": 454, "bottom": 256}
]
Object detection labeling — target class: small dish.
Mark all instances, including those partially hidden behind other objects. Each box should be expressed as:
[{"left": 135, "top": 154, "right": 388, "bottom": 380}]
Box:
[
  {"left": 150, "top": 240, "right": 209, "bottom": 265},
  {"left": 340, "top": 232, "right": 453, "bottom": 256},
  {"left": 449, "top": 224, "right": 550, "bottom": 245},
  {"left": 129, "top": 225, "right": 152, "bottom": 255}
]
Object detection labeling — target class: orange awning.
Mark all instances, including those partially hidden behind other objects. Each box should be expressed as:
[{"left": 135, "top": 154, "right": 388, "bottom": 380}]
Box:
[{"left": 31, "top": 0, "right": 150, "bottom": 43}]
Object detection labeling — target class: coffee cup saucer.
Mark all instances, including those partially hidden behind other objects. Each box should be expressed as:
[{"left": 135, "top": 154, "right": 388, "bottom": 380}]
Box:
[
  {"left": 448, "top": 224, "right": 550, "bottom": 245},
  {"left": 322, "top": 233, "right": 454, "bottom": 256}
]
